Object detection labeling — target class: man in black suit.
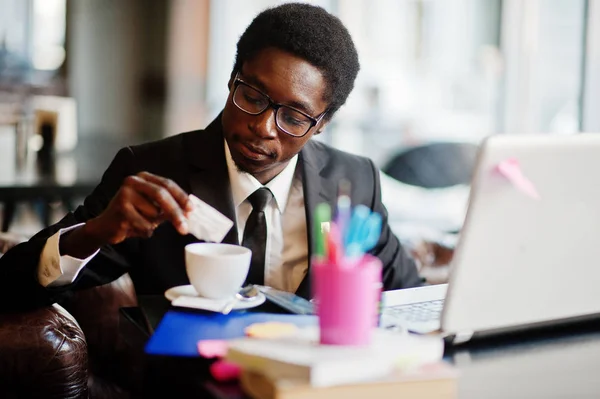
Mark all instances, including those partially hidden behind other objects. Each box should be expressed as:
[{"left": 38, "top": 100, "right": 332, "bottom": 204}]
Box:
[{"left": 0, "top": 3, "right": 422, "bottom": 310}]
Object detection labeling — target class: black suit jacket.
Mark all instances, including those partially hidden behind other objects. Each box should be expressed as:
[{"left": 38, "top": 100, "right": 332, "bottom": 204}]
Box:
[{"left": 0, "top": 116, "right": 421, "bottom": 310}]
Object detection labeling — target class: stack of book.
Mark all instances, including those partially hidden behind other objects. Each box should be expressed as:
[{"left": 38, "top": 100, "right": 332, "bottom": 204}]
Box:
[{"left": 225, "top": 327, "right": 457, "bottom": 399}]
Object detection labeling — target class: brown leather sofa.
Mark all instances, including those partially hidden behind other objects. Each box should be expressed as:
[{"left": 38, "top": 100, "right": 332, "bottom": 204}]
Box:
[{"left": 0, "top": 233, "right": 139, "bottom": 399}]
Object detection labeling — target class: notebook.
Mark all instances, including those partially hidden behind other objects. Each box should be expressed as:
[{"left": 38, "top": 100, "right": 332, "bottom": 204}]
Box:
[
  {"left": 239, "top": 362, "right": 457, "bottom": 399},
  {"left": 226, "top": 326, "right": 444, "bottom": 388},
  {"left": 144, "top": 311, "right": 316, "bottom": 357}
]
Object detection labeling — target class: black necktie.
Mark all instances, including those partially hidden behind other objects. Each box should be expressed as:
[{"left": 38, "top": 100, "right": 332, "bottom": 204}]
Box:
[{"left": 242, "top": 187, "right": 273, "bottom": 285}]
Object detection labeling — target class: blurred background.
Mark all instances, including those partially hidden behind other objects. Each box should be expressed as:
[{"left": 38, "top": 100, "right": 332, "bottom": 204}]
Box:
[{"left": 0, "top": 0, "right": 599, "bottom": 255}]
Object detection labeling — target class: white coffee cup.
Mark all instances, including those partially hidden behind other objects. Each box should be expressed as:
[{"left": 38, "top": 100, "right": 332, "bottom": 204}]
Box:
[{"left": 184, "top": 243, "right": 252, "bottom": 299}]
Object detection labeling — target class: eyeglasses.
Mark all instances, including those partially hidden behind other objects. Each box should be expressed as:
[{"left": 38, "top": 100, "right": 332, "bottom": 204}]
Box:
[{"left": 231, "top": 73, "right": 327, "bottom": 138}]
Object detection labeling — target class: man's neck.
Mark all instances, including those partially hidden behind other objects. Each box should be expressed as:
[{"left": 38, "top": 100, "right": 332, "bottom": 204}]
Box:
[{"left": 252, "top": 162, "right": 289, "bottom": 185}]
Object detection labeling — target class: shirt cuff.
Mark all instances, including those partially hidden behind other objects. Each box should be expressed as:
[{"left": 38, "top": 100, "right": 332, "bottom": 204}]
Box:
[{"left": 37, "top": 223, "right": 100, "bottom": 287}]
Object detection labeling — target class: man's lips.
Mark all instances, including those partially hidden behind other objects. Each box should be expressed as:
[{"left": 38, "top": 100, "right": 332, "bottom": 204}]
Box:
[{"left": 239, "top": 142, "right": 272, "bottom": 160}]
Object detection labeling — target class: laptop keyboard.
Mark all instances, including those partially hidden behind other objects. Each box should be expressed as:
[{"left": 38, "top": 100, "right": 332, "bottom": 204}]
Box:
[{"left": 385, "top": 299, "right": 445, "bottom": 323}]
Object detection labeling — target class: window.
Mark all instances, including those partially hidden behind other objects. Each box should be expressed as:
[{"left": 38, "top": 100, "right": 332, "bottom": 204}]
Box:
[
  {"left": 326, "top": 0, "right": 502, "bottom": 166},
  {"left": 0, "top": 0, "right": 66, "bottom": 85},
  {"left": 32, "top": 0, "right": 66, "bottom": 71}
]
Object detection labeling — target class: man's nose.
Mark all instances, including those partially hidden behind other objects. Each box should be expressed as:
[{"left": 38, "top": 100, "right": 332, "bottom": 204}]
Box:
[{"left": 249, "top": 107, "right": 278, "bottom": 139}]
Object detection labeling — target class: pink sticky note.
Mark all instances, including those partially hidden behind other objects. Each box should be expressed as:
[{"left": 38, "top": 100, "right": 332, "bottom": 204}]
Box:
[
  {"left": 495, "top": 158, "right": 540, "bottom": 200},
  {"left": 209, "top": 360, "right": 241, "bottom": 382},
  {"left": 197, "top": 340, "right": 229, "bottom": 358}
]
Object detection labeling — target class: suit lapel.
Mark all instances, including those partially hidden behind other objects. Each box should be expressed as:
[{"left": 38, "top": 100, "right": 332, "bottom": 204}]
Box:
[
  {"left": 295, "top": 140, "right": 335, "bottom": 299},
  {"left": 183, "top": 115, "right": 239, "bottom": 245}
]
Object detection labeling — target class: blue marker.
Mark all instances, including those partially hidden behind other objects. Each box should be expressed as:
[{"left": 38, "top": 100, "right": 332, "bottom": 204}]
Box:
[
  {"left": 362, "top": 212, "right": 382, "bottom": 252},
  {"left": 344, "top": 205, "right": 371, "bottom": 257},
  {"left": 344, "top": 206, "right": 383, "bottom": 260}
]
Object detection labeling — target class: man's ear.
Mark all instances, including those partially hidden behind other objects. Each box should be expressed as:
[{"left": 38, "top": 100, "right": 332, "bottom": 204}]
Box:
[{"left": 227, "top": 71, "right": 236, "bottom": 90}]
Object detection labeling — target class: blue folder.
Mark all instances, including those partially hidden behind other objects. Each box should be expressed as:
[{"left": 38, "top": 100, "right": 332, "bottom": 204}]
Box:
[{"left": 144, "top": 310, "right": 317, "bottom": 357}]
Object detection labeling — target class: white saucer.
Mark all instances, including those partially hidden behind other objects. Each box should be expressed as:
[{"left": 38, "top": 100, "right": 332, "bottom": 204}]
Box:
[{"left": 164, "top": 285, "right": 266, "bottom": 312}]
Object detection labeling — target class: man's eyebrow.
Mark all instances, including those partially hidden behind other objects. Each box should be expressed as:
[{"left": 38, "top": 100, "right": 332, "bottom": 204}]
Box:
[
  {"left": 285, "top": 100, "right": 317, "bottom": 116},
  {"left": 242, "top": 74, "right": 317, "bottom": 116},
  {"left": 242, "top": 74, "right": 268, "bottom": 92}
]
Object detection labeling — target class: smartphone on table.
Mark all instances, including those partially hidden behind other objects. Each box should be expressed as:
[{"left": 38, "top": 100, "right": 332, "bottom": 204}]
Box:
[{"left": 254, "top": 285, "right": 315, "bottom": 315}]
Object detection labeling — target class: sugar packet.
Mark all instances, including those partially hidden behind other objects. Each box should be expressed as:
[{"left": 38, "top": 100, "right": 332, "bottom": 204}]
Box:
[{"left": 185, "top": 194, "right": 234, "bottom": 243}]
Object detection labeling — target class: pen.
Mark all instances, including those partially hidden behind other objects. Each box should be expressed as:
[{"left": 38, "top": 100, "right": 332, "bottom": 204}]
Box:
[
  {"left": 344, "top": 206, "right": 383, "bottom": 260},
  {"left": 344, "top": 204, "right": 371, "bottom": 252},
  {"left": 313, "top": 202, "right": 331, "bottom": 261},
  {"left": 327, "top": 222, "right": 342, "bottom": 265},
  {"left": 362, "top": 212, "right": 383, "bottom": 253},
  {"left": 335, "top": 179, "right": 352, "bottom": 255}
]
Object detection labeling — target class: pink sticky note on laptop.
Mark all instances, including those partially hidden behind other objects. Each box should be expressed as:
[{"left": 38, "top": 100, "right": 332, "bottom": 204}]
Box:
[{"left": 495, "top": 158, "right": 541, "bottom": 200}]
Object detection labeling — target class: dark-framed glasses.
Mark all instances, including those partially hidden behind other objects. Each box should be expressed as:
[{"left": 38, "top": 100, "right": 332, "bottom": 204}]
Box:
[{"left": 232, "top": 73, "right": 327, "bottom": 137}]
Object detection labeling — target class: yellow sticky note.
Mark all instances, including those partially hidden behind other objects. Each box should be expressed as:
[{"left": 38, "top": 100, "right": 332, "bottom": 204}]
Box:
[{"left": 244, "top": 322, "right": 298, "bottom": 339}]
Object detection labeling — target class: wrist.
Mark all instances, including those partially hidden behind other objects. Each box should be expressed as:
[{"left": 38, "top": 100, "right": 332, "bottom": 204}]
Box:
[
  {"left": 59, "top": 218, "right": 106, "bottom": 258},
  {"left": 80, "top": 217, "right": 109, "bottom": 248}
]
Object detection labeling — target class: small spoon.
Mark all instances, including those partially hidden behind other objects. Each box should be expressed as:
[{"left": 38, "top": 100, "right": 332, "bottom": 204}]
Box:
[{"left": 220, "top": 285, "right": 261, "bottom": 314}]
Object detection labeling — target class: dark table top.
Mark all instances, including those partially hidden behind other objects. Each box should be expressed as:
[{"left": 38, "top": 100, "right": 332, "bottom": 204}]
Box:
[
  {"left": 447, "top": 322, "right": 600, "bottom": 398},
  {"left": 127, "top": 296, "right": 600, "bottom": 399}
]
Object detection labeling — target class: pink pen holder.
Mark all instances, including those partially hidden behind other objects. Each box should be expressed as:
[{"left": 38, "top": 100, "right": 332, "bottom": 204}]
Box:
[{"left": 312, "top": 254, "right": 383, "bottom": 346}]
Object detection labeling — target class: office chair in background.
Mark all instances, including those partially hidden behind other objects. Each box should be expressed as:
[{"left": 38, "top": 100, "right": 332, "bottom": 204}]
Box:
[{"left": 382, "top": 141, "right": 479, "bottom": 189}]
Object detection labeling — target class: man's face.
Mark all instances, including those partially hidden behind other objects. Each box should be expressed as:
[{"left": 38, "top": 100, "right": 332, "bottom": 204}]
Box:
[{"left": 221, "top": 47, "right": 329, "bottom": 184}]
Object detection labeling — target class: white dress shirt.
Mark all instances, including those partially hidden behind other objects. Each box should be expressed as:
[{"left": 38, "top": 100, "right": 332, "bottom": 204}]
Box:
[
  {"left": 37, "top": 223, "right": 99, "bottom": 287},
  {"left": 38, "top": 141, "right": 309, "bottom": 293},
  {"left": 225, "top": 141, "right": 308, "bottom": 292}
]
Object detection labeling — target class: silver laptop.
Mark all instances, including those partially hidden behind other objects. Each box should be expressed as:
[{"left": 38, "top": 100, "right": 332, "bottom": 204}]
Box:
[{"left": 382, "top": 133, "right": 600, "bottom": 344}]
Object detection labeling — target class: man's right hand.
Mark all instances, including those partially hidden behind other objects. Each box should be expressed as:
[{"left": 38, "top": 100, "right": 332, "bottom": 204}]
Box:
[{"left": 60, "top": 172, "right": 194, "bottom": 258}]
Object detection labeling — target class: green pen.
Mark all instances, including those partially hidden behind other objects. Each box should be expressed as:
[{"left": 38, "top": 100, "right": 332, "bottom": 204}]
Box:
[{"left": 313, "top": 202, "right": 331, "bottom": 261}]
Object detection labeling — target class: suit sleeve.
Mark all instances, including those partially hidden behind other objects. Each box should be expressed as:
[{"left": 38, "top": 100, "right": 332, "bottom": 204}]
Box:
[
  {"left": 0, "top": 147, "right": 139, "bottom": 311},
  {"left": 366, "top": 159, "right": 423, "bottom": 290}
]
